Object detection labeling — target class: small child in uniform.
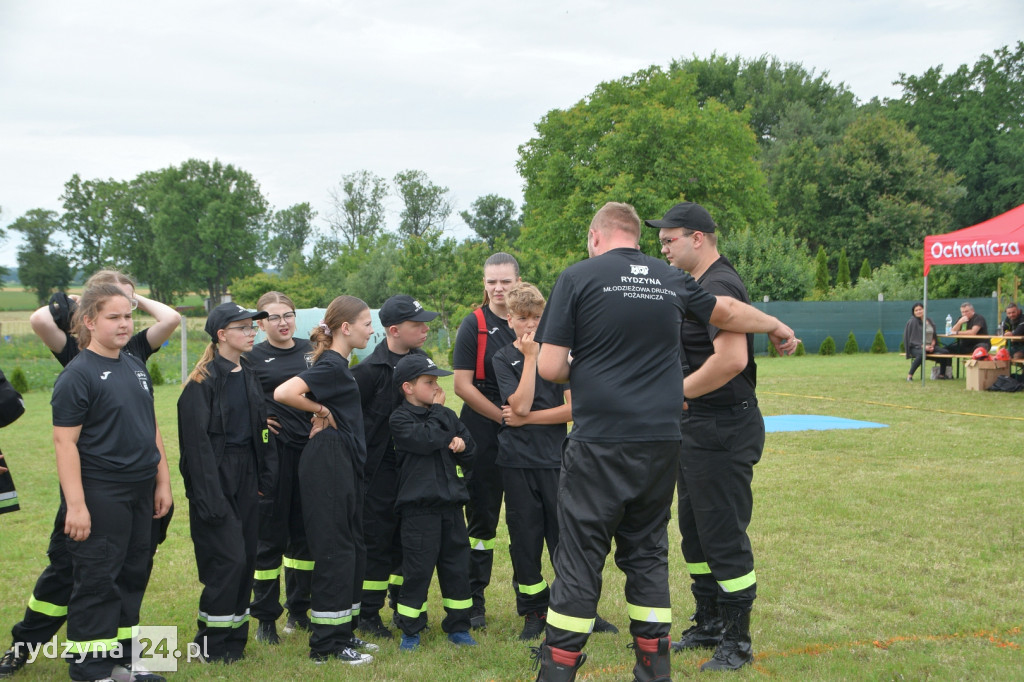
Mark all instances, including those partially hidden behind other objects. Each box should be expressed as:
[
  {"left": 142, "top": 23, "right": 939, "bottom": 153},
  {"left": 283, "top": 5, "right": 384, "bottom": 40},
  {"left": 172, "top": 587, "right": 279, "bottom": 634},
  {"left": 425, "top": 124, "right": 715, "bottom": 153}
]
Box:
[{"left": 389, "top": 355, "right": 477, "bottom": 651}]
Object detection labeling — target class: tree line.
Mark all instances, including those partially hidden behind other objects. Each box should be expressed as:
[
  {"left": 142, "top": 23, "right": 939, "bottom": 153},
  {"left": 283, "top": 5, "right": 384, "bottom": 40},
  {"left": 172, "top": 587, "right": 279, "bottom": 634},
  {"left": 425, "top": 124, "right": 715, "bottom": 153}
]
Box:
[{"left": 3, "top": 44, "right": 1022, "bottom": 325}]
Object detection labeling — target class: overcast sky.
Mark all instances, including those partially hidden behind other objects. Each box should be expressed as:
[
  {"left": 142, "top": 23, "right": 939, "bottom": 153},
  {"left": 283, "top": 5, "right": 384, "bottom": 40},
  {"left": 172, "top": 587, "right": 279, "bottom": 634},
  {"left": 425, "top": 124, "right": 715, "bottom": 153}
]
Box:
[{"left": 1, "top": 0, "right": 1020, "bottom": 268}]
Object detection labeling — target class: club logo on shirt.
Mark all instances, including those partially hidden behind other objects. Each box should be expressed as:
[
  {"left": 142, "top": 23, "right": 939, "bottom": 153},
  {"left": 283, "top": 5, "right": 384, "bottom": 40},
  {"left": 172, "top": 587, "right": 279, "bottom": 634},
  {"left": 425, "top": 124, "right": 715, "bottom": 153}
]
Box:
[
  {"left": 488, "top": 327, "right": 499, "bottom": 334},
  {"left": 511, "top": 360, "right": 521, "bottom": 366},
  {"left": 135, "top": 370, "right": 150, "bottom": 392},
  {"left": 630, "top": 264, "right": 649, "bottom": 276},
  {"left": 99, "top": 371, "right": 112, "bottom": 381},
  {"left": 264, "top": 358, "right": 276, "bottom": 363},
  {"left": 304, "top": 352, "right": 315, "bottom": 368}
]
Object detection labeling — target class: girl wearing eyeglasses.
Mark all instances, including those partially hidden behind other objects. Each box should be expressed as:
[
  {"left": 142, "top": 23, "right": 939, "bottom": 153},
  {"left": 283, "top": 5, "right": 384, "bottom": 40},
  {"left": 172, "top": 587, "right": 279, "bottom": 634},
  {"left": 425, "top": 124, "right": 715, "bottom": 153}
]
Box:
[
  {"left": 247, "top": 292, "right": 316, "bottom": 642},
  {"left": 178, "top": 302, "right": 275, "bottom": 664}
]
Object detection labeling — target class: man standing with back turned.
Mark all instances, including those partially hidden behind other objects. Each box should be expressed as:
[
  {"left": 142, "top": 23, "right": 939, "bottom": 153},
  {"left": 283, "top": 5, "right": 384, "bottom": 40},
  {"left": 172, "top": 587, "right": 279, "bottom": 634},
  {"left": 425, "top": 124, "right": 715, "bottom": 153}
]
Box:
[
  {"left": 646, "top": 201, "right": 764, "bottom": 671},
  {"left": 532, "top": 202, "right": 798, "bottom": 681}
]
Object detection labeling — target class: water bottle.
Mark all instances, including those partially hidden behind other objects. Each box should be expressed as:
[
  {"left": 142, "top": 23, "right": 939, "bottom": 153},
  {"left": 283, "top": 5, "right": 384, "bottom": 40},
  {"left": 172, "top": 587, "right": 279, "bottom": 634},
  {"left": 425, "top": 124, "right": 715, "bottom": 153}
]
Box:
[{"left": 945, "top": 314, "right": 952, "bottom": 335}]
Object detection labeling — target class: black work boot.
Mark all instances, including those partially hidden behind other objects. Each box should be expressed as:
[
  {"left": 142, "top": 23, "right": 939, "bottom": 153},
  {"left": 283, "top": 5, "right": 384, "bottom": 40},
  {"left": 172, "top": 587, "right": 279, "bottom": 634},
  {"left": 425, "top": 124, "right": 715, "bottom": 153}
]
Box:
[
  {"left": 520, "top": 611, "right": 546, "bottom": 641},
  {"left": 533, "top": 643, "right": 587, "bottom": 682},
  {"left": 700, "top": 605, "right": 753, "bottom": 672},
  {"left": 672, "top": 597, "right": 723, "bottom": 651},
  {"left": 631, "top": 636, "right": 671, "bottom": 681}
]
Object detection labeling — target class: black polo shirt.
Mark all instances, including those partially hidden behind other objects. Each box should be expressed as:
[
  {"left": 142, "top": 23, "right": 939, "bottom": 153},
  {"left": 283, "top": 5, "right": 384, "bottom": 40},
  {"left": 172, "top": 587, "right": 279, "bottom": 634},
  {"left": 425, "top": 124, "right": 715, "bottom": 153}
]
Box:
[
  {"left": 299, "top": 349, "right": 366, "bottom": 463},
  {"left": 453, "top": 306, "right": 516, "bottom": 405}
]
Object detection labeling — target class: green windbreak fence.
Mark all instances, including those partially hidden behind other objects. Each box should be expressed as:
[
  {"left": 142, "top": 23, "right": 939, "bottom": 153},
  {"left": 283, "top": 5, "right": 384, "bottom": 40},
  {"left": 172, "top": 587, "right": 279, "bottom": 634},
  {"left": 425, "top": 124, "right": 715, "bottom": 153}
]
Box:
[{"left": 750, "top": 297, "right": 1001, "bottom": 355}]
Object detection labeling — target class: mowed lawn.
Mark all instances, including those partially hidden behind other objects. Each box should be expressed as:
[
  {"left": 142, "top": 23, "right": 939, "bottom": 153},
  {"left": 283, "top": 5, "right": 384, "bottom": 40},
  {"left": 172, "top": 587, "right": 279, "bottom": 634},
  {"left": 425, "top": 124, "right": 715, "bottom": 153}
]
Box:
[{"left": 0, "top": 353, "right": 1022, "bottom": 680}]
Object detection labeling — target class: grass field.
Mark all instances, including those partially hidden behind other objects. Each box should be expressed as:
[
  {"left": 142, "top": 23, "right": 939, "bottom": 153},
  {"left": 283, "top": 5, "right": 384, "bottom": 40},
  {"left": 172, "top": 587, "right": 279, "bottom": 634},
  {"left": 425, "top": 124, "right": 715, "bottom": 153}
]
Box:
[{"left": 1, "top": 354, "right": 1022, "bottom": 680}]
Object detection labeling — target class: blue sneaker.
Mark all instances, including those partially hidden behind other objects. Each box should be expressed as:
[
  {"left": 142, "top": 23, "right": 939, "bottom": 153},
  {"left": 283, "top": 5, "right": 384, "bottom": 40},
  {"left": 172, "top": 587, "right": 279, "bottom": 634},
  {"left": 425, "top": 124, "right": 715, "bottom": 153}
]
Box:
[
  {"left": 448, "top": 631, "right": 478, "bottom": 646},
  {"left": 400, "top": 633, "right": 420, "bottom": 652}
]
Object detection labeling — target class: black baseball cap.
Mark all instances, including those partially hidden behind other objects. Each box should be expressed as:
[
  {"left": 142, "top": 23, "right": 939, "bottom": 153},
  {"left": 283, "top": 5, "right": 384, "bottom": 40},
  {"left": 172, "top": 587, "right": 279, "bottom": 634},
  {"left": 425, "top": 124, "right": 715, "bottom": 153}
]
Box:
[
  {"left": 205, "top": 302, "right": 268, "bottom": 340},
  {"left": 643, "top": 202, "right": 717, "bottom": 232},
  {"left": 394, "top": 354, "right": 452, "bottom": 387},
  {"left": 379, "top": 295, "right": 439, "bottom": 327}
]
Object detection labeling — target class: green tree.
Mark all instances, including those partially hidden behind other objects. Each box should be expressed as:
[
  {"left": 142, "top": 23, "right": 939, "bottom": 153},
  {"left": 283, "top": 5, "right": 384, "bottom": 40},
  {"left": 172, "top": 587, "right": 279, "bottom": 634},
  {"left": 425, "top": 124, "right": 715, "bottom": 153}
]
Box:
[
  {"left": 393, "top": 170, "right": 453, "bottom": 239},
  {"left": 263, "top": 203, "right": 315, "bottom": 271},
  {"left": 859, "top": 258, "right": 872, "bottom": 282},
  {"left": 819, "top": 336, "right": 836, "bottom": 355},
  {"left": 802, "top": 113, "right": 961, "bottom": 269},
  {"left": 60, "top": 174, "right": 118, "bottom": 275},
  {"left": 871, "top": 330, "right": 888, "bottom": 354},
  {"left": 890, "top": 42, "right": 1024, "bottom": 229},
  {"left": 843, "top": 332, "right": 859, "bottom": 354},
  {"left": 393, "top": 233, "right": 483, "bottom": 335},
  {"left": 10, "top": 209, "right": 72, "bottom": 304},
  {"left": 460, "top": 194, "right": 521, "bottom": 249},
  {"left": 328, "top": 170, "right": 389, "bottom": 249},
  {"left": 669, "top": 53, "right": 858, "bottom": 148},
  {"left": 516, "top": 66, "right": 773, "bottom": 261},
  {"left": 719, "top": 225, "right": 814, "bottom": 301},
  {"left": 814, "top": 246, "right": 830, "bottom": 296},
  {"left": 836, "top": 249, "right": 851, "bottom": 288},
  {"left": 146, "top": 159, "right": 268, "bottom": 304}
]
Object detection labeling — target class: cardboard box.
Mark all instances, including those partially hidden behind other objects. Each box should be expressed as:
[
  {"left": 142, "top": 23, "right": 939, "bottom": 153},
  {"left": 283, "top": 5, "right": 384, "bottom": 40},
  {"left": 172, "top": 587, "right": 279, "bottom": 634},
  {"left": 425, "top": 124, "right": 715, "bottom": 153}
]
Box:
[{"left": 965, "top": 359, "right": 1009, "bottom": 391}]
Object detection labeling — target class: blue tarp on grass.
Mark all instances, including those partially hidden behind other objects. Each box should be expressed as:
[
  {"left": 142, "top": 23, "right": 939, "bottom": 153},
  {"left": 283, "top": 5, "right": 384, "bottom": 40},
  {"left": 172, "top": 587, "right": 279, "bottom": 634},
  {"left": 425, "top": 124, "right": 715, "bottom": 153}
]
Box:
[{"left": 764, "top": 415, "right": 888, "bottom": 433}]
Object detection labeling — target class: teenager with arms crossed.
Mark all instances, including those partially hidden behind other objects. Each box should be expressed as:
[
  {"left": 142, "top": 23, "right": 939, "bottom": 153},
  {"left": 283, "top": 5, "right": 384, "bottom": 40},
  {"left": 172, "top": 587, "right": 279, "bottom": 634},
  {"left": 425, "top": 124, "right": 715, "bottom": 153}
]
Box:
[{"left": 274, "top": 296, "right": 377, "bottom": 666}]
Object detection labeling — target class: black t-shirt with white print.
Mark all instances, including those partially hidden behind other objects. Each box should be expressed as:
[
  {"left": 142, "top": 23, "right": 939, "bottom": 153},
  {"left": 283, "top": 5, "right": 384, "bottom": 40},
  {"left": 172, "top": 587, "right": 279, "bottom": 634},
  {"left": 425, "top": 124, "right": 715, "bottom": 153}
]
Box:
[
  {"left": 492, "top": 342, "right": 567, "bottom": 469},
  {"left": 51, "top": 349, "right": 160, "bottom": 482},
  {"left": 535, "top": 247, "right": 717, "bottom": 443}
]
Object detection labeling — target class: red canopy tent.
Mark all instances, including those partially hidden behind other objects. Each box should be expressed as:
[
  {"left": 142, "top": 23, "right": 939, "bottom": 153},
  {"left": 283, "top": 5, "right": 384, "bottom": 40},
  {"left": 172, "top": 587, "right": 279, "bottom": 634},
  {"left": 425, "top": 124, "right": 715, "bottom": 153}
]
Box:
[{"left": 920, "top": 203, "right": 1024, "bottom": 383}]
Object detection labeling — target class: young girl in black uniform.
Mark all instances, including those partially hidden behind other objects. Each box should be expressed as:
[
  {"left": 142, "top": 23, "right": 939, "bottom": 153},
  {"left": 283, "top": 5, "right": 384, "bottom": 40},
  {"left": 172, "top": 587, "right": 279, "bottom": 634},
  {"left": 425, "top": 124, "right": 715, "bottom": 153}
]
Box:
[
  {"left": 51, "top": 283, "right": 172, "bottom": 682},
  {"left": 178, "top": 302, "right": 273, "bottom": 664},
  {"left": 249, "top": 292, "right": 315, "bottom": 641},
  {"left": 274, "top": 295, "right": 376, "bottom": 666},
  {"left": 452, "top": 252, "right": 519, "bottom": 628}
]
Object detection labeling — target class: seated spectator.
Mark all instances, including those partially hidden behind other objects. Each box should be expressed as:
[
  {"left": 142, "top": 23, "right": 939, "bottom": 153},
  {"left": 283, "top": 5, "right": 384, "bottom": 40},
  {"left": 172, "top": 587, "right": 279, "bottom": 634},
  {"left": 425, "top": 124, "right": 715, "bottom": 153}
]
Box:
[
  {"left": 1000, "top": 303, "right": 1024, "bottom": 359},
  {"left": 903, "top": 303, "right": 950, "bottom": 381},
  {"left": 945, "top": 302, "right": 989, "bottom": 354}
]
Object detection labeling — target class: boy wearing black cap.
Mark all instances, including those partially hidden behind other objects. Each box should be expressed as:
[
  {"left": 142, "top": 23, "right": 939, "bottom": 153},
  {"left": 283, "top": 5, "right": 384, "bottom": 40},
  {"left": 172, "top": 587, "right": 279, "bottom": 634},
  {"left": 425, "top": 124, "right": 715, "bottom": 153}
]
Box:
[
  {"left": 389, "top": 355, "right": 477, "bottom": 651},
  {"left": 178, "top": 302, "right": 276, "bottom": 663},
  {"left": 352, "top": 295, "right": 439, "bottom": 640}
]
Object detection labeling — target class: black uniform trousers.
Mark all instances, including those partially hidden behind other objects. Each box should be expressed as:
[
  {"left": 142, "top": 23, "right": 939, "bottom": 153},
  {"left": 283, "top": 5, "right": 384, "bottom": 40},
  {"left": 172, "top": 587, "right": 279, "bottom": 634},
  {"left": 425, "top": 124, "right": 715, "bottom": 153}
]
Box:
[
  {"left": 64, "top": 477, "right": 153, "bottom": 681},
  {"left": 395, "top": 506, "right": 472, "bottom": 636},
  {"left": 678, "top": 400, "right": 764, "bottom": 609},
  {"left": 11, "top": 497, "right": 171, "bottom": 651},
  {"left": 501, "top": 466, "right": 559, "bottom": 616},
  {"left": 251, "top": 439, "right": 311, "bottom": 623},
  {"left": 360, "top": 455, "right": 402, "bottom": 619},
  {"left": 189, "top": 446, "right": 258, "bottom": 662},
  {"left": 299, "top": 429, "right": 365, "bottom": 655},
  {"left": 459, "top": 406, "right": 503, "bottom": 613},
  {"left": 545, "top": 440, "right": 678, "bottom": 652}
]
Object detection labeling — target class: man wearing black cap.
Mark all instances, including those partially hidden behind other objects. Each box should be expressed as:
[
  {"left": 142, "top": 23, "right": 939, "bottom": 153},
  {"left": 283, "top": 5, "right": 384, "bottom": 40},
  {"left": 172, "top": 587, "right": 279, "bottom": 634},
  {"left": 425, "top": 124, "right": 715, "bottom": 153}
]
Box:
[
  {"left": 532, "top": 202, "right": 797, "bottom": 682},
  {"left": 645, "top": 201, "right": 762, "bottom": 671},
  {"left": 352, "top": 295, "right": 439, "bottom": 640}
]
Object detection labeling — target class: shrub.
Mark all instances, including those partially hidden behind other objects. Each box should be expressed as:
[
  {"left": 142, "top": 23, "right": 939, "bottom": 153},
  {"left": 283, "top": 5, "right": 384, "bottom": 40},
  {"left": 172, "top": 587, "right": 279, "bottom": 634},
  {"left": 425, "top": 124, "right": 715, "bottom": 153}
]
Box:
[
  {"left": 148, "top": 361, "right": 165, "bottom": 386},
  {"left": 795, "top": 341, "right": 806, "bottom": 356},
  {"left": 9, "top": 366, "right": 29, "bottom": 394},
  {"left": 350, "top": 353, "right": 360, "bottom": 368},
  {"left": 843, "top": 332, "right": 859, "bottom": 354},
  {"left": 767, "top": 339, "right": 779, "bottom": 357},
  {"left": 819, "top": 336, "right": 836, "bottom": 356},
  {"left": 870, "top": 329, "right": 888, "bottom": 354},
  {"left": 899, "top": 340, "right": 905, "bottom": 353}
]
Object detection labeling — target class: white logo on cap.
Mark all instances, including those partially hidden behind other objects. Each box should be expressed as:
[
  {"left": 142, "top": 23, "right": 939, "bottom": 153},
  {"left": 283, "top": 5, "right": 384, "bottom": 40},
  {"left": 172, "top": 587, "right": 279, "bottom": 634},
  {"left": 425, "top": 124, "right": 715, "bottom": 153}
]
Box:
[
  {"left": 413, "top": 299, "right": 424, "bottom": 310},
  {"left": 426, "top": 358, "right": 436, "bottom": 368},
  {"left": 236, "top": 305, "right": 247, "bottom": 313},
  {"left": 630, "top": 265, "right": 649, "bottom": 275}
]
